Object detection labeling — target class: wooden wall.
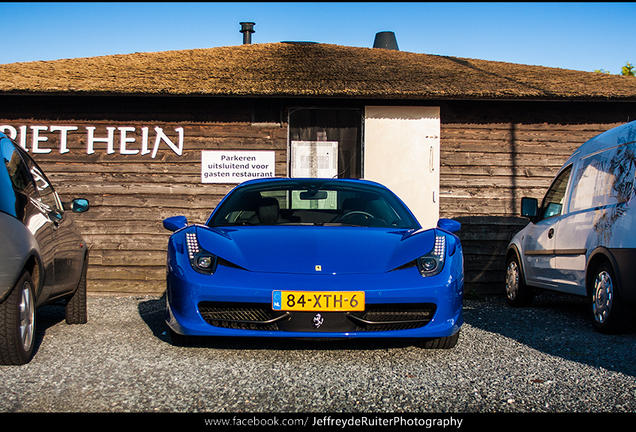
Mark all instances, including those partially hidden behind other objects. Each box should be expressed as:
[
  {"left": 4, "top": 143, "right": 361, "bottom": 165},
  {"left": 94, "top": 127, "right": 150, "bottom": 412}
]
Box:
[
  {"left": 0, "top": 115, "right": 623, "bottom": 295},
  {"left": 439, "top": 122, "right": 621, "bottom": 293},
  {"left": 0, "top": 119, "right": 287, "bottom": 294}
]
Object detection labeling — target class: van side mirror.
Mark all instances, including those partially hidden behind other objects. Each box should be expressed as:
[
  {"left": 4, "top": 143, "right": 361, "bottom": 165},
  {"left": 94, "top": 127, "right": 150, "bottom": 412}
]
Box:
[{"left": 521, "top": 197, "right": 538, "bottom": 219}]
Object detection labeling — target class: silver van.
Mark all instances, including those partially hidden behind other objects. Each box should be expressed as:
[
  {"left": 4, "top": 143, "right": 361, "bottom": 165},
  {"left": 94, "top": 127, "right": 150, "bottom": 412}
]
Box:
[{"left": 505, "top": 120, "right": 636, "bottom": 334}]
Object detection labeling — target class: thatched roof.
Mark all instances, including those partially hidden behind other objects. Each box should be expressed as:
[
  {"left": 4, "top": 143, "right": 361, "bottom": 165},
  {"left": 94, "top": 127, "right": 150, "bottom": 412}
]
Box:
[{"left": 0, "top": 42, "right": 635, "bottom": 100}]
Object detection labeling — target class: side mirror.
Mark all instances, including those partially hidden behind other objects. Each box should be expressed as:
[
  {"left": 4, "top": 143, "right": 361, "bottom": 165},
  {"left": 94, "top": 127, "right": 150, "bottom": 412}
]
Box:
[
  {"left": 163, "top": 216, "right": 188, "bottom": 232},
  {"left": 71, "top": 198, "right": 90, "bottom": 213},
  {"left": 437, "top": 218, "right": 461, "bottom": 233},
  {"left": 521, "top": 197, "right": 538, "bottom": 219}
]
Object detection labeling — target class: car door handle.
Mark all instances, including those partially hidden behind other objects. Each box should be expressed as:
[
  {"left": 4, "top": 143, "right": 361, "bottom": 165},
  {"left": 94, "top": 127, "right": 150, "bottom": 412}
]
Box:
[
  {"left": 548, "top": 228, "right": 554, "bottom": 239},
  {"left": 50, "top": 212, "right": 62, "bottom": 229}
]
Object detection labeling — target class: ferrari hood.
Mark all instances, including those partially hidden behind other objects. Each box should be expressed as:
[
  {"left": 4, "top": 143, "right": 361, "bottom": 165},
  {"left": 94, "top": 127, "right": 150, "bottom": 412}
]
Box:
[{"left": 195, "top": 225, "right": 436, "bottom": 274}]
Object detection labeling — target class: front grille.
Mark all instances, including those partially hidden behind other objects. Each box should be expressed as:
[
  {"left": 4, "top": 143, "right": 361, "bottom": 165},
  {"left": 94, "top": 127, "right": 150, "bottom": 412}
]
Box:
[
  {"left": 198, "top": 302, "right": 288, "bottom": 331},
  {"left": 349, "top": 304, "right": 437, "bottom": 331},
  {"left": 198, "top": 302, "right": 436, "bottom": 332}
]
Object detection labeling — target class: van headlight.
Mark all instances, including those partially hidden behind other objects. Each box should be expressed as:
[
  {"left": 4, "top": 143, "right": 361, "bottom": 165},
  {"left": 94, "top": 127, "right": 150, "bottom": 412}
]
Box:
[
  {"left": 417, "top": 235, "right": 446, "bottom": 277},
  {"left": 186, "top": 232, "right": 217, "bottom": 274}
]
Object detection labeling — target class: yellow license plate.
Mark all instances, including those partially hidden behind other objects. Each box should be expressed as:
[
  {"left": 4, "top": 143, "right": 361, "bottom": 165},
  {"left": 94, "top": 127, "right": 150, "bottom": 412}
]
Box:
[{"left": 272, "top": 291, "right": 365, "bottom": 312}]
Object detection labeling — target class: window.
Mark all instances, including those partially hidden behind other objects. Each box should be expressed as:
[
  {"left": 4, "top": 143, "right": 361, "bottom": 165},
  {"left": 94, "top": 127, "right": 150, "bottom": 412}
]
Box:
[
  {"left": 570, "top": 143, "right": 636, "bottom": 212},
  {"left": 288, "top": 108, "right": 362, "bottom": 178},
  {"left": 540, "top": 165, "right": 572, "bottom": 220},
  {"left": 29, "top": 164, "right": 63, "bottom": 216},
  {"left": 0, "top": 137, "right": 63, "bottom": 218},
  {"left": 1, "top": 137, "right": 33, "bottom": 196},
  {"left": 208, "top": 179, "right": 419, "bottom": 229}
]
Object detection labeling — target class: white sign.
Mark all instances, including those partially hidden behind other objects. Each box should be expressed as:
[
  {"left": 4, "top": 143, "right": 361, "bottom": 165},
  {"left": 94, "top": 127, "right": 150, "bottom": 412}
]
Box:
[
  {"left": 201, "top": 151, "right": 276, "bottom": 183},
  {"left": 291, "top": 141, "right": 338, "bottom": 178}
]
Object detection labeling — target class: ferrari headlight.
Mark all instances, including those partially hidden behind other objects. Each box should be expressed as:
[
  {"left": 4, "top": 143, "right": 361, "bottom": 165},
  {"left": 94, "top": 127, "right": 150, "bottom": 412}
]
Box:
[
  {"left": 186, "top": 232, "right": 217, "bottom": 274},
  {"left": 417, "top": 235, "right": 446, "bottom": 277}
]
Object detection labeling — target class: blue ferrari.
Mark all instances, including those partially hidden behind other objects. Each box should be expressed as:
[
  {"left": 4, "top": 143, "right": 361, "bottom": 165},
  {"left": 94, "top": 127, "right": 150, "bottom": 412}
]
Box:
[{"left": 163, "top": 178, "right": 463, "bottom": 348}]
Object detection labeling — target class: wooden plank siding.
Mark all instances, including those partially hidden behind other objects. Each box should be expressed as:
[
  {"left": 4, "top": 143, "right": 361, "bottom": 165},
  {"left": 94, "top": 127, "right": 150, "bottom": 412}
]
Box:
[
  {"left": 1, "top": 119, "right": 287, "bottom": 294},
  {"left": 439, "top": 122, "right": 622, "bottom": 293},
  {"left": 0, "top": 118, "right": 622, "bottom": 295}
]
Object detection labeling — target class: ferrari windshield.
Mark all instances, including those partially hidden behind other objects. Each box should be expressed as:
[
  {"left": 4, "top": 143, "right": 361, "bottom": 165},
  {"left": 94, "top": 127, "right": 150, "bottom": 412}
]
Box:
[{"left": 207, "top": 179, "right": 420, "bottom": 229}]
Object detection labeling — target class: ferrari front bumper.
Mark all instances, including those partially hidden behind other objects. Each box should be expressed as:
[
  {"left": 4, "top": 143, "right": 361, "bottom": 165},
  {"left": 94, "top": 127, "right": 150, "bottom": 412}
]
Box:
[{"left": 165, "top": 252, "right": 464, "bottom": 340}]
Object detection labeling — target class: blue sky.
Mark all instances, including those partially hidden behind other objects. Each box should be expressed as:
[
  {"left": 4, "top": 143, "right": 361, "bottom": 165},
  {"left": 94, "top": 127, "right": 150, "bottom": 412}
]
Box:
[{"left": 1, "top": 2, "right": 635, "bottom": 74}]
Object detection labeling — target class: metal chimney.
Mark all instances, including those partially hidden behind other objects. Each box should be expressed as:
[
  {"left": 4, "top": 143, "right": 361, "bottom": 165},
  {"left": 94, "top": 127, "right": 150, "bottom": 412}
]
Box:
[
  {"left": 373, "top": 31, "right": 399, "bottom": 50},
  {"left": 240, "top": 22, "right": 255, "bottom": 44}
]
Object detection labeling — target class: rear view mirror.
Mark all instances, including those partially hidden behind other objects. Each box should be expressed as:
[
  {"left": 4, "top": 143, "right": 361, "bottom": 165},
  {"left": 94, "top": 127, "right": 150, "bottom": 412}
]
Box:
[
  {"left": 163, "top": 215, "right": 188, "bottom": 232},
  {"left": 300, "top": 190, "right": 328, "bottom": 200},
  {"left": 521, "top": 197, "right": 538, "bottom": 219},
  {"left": 437, "top": 218, "right": 461, "bottom": 233}
]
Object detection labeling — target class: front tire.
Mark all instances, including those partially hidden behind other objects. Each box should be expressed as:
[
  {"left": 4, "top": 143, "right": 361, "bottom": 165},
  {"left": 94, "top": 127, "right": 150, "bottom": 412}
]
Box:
[
  {"left": 66, "top": 255, "right": 88, "bottom": 325},
  {"left": 505, "top": 253, "right": 534, "bottom": 306},
  {"left": 0, "top": 272, "right": 36, "bottom": 365},
  {"left": 168, "top": 328, "right": 201, "bottom": 347},
  {"left": 418, "top": 330, "right": 460, "bottom": 349},
  {"left": 589, "top": 262, "right": 633, "bottom": 334}
]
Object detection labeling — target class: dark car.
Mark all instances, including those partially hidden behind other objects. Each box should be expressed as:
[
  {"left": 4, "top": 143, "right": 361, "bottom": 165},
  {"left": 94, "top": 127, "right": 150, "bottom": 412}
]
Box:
[{"left": 0, "top": 132, "right": 90, "bottom": 365}]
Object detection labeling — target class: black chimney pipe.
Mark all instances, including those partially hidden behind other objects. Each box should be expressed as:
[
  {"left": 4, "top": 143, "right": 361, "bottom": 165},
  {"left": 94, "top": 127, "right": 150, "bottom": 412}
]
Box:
[
  {"left": 240, "top": 22, "right": 255, "bottom": 44},
  {"left": 373, "top": 31, "right": 399, "bottom": 50}
]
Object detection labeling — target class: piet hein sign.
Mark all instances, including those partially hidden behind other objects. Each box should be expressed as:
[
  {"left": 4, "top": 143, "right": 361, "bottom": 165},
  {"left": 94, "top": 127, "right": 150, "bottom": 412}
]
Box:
[
  {"left": 1, "top": 124, "right": 276, "bottom": 184},
  {"left": 0, "top": 124, "right": 184, "bottom": 158}
]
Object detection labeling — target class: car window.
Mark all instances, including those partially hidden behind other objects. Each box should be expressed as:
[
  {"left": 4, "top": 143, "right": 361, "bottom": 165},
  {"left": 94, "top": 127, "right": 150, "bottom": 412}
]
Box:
[
  {"left": 539, "top": 165, "right": 572, "bottom": 220},
  {"left": 1, "top": 137, "right": 34, "bottom": 196},
  {"left": 25, "top": 159, "right": 64, "bottom": 215},
  {"left": 208, "top": 180, "right": 419, "bottom": 229},
  {"left": 1, "top": 137, "right": 63, "bottom": 217},
  {"left": 0, "top": 138, "right": 19, "bottom": 216}
]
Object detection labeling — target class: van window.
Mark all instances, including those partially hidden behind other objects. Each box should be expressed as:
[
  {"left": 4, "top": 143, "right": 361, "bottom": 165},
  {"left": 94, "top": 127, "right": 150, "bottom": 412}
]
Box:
[
  {"left": 539, "top": 165, "right": 572, "bottom": 220},
  {"left": 570, "top": 143, "right": 636, "bottom": 212}
]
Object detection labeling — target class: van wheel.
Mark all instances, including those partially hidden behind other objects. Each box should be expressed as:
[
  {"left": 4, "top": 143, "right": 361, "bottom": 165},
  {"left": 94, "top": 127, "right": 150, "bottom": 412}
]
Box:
[
  {"left": 590, "top": 262, "right": 632, "bottom": 334},
  {"left": 0, "top": 272, "right": 36, "bottom": 365},
  {"left": 505, "top": 254, "right": 534, "bottom": 306}
]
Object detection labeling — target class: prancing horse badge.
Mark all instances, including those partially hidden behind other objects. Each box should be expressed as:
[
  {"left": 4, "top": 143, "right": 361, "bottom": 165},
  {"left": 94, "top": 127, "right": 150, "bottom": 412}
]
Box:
[{"left": 313, "top": 313, "right": 324, "bottom": 329}]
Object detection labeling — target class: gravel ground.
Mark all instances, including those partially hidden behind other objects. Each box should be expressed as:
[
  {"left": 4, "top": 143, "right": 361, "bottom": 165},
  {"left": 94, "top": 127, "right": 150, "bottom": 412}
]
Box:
[{"left": 1, "top": 293, "right": 636, "bottom": 418}]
